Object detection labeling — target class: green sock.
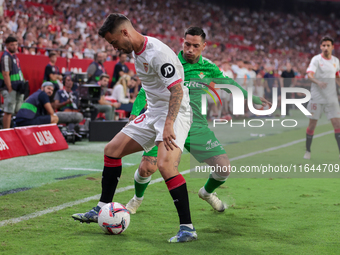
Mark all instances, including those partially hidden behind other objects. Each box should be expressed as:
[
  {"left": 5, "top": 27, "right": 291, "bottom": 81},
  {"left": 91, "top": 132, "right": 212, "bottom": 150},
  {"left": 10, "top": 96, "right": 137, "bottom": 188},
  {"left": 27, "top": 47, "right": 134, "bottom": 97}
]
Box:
[
  {"left": 134, "top": 180, "right": 150, "bottom": 198},
  {"left": 134, "top": 169, "right": 151, "bottom": 198},
  {"left": 204, "top": 172, "right": 227, "bottom": 193}
]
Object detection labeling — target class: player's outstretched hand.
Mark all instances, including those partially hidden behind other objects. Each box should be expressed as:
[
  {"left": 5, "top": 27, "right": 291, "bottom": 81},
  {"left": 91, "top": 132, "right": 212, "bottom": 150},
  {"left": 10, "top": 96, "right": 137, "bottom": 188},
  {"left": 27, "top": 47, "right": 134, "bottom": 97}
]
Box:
[
  {"left": 129, "top": 115, "right": 137, "bottom": 122},
  {"left": 259, "top": 97, "right": 272, "bottom": 107},
  {"left": 163, "top": 121, "right": 178, "bottom": 151},
  {"left": 126, "top": 114, "right": 137, "bottom": 127}
]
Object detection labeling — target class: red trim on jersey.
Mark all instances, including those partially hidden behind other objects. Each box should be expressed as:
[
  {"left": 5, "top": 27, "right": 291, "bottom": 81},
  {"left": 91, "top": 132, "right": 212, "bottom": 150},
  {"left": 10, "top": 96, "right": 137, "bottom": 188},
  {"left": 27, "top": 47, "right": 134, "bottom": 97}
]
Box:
[
  {"left": 104, "top": 155, "right": 122, "bottom": 167},
  {"left": 320, "top": 53, "right": 332, "bottom": 60},
  {"left": 135, "top": 37, "right": 148, "bottom": 55},
  {"left": 334, "top": 129, "right": 340, "bottom": 134},
  {"left": 336, "top": 71, "right": 340, "bottom": 77},
  {"left": 134, "top": 114, "right": 146, "bottom": 124},
  {"left": 167, "top": 78, "right": 182, "bottom": 90},
  {"left": 306, "top": 71, "right": 315, "bottom": 74},
  {"left": 166, "top": 174, "right": 186, "bottom": 191},
  {"left": 306, "top": 128, "right": 314, "bottom": 136}
]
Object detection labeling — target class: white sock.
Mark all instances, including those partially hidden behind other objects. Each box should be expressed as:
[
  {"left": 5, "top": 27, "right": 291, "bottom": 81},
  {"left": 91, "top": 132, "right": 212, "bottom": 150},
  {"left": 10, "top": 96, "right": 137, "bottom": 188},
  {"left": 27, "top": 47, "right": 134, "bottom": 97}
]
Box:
[
  {"left": 200, "top": 186, "right": 210, "bottom": 196},
  {"left": 134, "top": 169, "right": 152, "bottom": 184},
  {"left": 97, "top": 202, "right": 107, "bottom": 208},
  {"left": 211, "top": 171, "right": 228, "bottom": 182},
  {"left": 180, "top": 224, "right": 194, "bottom": 230},
  {"left": 134, "top": 194, "right": 143, "bottom": 201}
]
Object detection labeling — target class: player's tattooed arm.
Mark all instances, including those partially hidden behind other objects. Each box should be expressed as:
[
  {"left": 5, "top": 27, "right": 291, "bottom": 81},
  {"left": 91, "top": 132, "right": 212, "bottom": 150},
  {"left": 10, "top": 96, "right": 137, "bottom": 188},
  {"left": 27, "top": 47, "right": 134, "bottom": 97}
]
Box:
[
  {"left": 167, "top": 84, "right": 183, "bottom": 122},
  {"left": 163, "top": 83, "right": 183, "bottom": 151}
]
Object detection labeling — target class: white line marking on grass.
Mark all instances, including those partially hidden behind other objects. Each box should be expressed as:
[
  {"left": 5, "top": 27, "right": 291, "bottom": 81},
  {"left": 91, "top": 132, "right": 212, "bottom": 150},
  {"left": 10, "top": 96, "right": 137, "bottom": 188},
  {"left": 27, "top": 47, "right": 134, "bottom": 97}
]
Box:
[
  {"left": 0, "top": 131, "right": 332, "bottom": 227},
  {"left": 61, "top": 168, "right": 102, "bottom": 171},
  {"left": 0, "top": 169, "right": 192, "bottom": 227},
  {"left": 229, "top": 130, "right": 333, "bottom": 161}
]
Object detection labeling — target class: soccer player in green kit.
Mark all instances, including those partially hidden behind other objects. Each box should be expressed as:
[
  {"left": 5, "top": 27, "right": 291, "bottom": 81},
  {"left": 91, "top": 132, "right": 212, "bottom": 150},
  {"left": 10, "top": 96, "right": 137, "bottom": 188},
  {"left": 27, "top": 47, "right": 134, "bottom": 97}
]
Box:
[{"left": 126, "top": 27, "right": 270, "bottom": 213}]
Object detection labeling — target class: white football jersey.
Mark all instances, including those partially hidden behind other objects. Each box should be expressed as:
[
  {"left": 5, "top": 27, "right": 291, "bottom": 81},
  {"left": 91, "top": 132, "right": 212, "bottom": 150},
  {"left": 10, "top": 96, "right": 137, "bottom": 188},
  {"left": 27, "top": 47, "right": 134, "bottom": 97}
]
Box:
[
  {"left": 132, "top": 36, "right": 190, "bottom": 113},
  {"left": 306, "top": 54, "right": 340, "bottom": 103}
]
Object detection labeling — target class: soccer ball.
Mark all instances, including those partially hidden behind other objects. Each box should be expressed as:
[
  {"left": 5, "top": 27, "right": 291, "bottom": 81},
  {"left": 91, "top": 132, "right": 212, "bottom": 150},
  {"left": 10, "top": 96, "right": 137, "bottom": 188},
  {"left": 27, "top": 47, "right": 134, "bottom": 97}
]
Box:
[{"left": 98, "top": 202, "right": 130, "bottom": 235}]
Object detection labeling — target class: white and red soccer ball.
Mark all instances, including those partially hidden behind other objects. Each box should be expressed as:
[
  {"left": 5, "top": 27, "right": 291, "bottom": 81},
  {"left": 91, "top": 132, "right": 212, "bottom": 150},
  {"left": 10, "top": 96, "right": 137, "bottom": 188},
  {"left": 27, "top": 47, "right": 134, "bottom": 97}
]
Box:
[{"left": 98, "top": 202, "right": 130, "bottom": 235}]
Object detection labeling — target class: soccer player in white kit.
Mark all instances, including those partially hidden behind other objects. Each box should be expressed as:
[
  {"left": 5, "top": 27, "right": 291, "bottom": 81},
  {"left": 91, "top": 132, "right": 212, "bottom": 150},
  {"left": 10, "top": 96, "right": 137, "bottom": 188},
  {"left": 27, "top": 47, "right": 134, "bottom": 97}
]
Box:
[
  {"left": 72, "top": 14, "right": 197, "bottom": 243},
  {"left": 304, "top": 36, "right": 340, "bottom": 159}
]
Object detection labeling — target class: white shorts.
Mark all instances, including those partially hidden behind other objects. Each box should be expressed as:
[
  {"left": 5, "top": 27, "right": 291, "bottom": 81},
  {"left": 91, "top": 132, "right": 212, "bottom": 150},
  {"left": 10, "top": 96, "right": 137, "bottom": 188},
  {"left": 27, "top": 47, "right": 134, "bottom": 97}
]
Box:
[
  {"left": 122, "top": 109, "right": 192, "bottom": 152},
  {"left": 307, "top": 101, "right": 340, "bottom": 120}
]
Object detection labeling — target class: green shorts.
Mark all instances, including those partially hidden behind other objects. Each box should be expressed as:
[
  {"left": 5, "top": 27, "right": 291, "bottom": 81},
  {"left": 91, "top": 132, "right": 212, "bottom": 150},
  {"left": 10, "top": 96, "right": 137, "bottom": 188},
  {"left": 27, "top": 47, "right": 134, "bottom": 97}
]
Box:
[{"left": 143, "top": 126, "right": 226, "bottom": 163}]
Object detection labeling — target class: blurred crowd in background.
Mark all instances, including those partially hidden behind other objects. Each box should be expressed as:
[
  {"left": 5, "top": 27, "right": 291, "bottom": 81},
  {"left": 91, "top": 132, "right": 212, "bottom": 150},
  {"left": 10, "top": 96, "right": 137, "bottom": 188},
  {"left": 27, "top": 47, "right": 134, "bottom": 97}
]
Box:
[{"left": 1, "top": 0, "right": 340, "bottom": 79}]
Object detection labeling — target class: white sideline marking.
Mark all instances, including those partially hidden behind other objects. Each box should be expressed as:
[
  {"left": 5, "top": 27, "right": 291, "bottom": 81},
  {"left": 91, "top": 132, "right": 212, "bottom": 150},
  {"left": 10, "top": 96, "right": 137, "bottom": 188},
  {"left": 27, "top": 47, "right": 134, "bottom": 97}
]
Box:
[
  {"left": 0, "top": 131, "right": 332, "bottom": 227},
  {"left": 229, "top": 130, "right": 333, "bottom": 161},
  {"left": 0, "top": 169, "right": 191, "bottom": 227},
  {"left": 61, "top": 168, "right": 102, "bottom": 171}
]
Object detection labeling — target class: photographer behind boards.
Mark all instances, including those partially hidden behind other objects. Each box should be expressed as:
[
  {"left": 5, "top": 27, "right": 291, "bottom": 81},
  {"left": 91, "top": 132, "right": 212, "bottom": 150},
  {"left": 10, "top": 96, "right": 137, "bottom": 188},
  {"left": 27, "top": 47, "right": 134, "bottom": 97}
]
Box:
[{"left": 0, "top": 36, "right": 25, "bottom": 129}]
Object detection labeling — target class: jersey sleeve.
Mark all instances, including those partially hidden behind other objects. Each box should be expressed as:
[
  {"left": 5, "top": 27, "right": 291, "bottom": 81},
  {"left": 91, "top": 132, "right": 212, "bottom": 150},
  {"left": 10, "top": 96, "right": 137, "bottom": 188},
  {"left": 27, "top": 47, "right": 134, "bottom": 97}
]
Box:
[
  {"left": 336, "top": 58, "right": 340, "bottom": 77},
  {"left": 211, "top": 63, "right": 262, "bottom": 104},
  {"left": 151, "top": 51, "right": 183, "bottom": 90},
  {"left": 131, "top": 87, "right": 147, "bottom": 116},
  {"left": 306, "top": 56, "right": 318, "bottom": 74},
  {"left": 38, "top": 91, "right": 51, "bottom": 105},
  {"left": 54, "top": 91, "right": 61, "bottom": 101},
  {"left": 1, "top": 55, "right": 12, "bottom": 72}
]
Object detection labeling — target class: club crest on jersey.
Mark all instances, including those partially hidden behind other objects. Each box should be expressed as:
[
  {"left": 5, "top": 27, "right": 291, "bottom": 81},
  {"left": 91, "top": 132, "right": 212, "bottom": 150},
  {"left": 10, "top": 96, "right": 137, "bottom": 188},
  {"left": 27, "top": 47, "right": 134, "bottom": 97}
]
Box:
[
  {"left": 334, "top": 63, "right": 336, "bottom": 68},
  {"left": 198, "top": 72, "right": 205, "bottom": 79},
  {"left": 143, "top": 63, "right": 149, "bottom": 72}
]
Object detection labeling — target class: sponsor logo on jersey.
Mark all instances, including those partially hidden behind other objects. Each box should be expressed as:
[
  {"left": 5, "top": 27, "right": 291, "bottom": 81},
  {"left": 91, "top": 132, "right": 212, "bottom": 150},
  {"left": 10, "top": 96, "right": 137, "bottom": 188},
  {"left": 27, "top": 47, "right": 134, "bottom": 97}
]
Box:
[
  {"left": 33, "top": 131, "right": 57, "bottom": 146},
  {"left": 205, "top": 139, "right": 221, "bottom": 150},
  {"left": 184, "top": 81, "right": 205, "bottom": 88},
  {"left": 0, "top": 137, "right": 9, "bottom": 151},
  {"left": 143, "top": 63, "right": 149, "bottom": 72},
  {"left": 161, "top": 63, "right": 175, "bottom": 78}
]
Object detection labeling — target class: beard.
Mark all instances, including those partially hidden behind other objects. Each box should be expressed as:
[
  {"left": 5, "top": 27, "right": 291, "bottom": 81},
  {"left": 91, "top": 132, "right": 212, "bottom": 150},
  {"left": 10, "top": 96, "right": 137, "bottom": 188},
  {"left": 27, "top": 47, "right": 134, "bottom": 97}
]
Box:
[
  {"left": 183, "top": 53, "right": 199, "bottom": 64},
  {"left": 8, "top": 48, "right": 16, "bottom": 54}
]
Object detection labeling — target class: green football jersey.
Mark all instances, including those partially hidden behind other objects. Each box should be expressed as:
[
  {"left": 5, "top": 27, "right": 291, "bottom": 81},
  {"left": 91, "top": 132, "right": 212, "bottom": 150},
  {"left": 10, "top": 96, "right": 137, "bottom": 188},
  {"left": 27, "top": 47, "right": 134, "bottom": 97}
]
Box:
[{"left": 131, "top": 51, "right": 262, "bottom": 127}]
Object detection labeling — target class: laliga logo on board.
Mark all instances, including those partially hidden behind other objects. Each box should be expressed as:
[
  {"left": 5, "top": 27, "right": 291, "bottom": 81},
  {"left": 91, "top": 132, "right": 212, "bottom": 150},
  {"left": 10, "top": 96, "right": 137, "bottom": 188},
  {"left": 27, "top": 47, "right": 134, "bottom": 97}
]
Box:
[
  {"left": 33, "top": 131, "right": 57, "bottom": 146},
  {"left": 0, "top": 137, "right": 9, "bottom": 151}
]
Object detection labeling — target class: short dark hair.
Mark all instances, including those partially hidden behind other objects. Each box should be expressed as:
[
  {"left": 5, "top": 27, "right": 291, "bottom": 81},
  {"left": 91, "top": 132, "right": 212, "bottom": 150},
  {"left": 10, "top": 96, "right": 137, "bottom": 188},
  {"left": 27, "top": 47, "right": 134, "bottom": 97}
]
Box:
[
  {"left": 184, "top": 27, "right": 206, "bottom": 41},
  {"left": 98, "top": 13, "right": 130, "bottom": 38},
  {"left": 119, "top": 52, "right": 126, "bottom": 57},
  {"left": 49, "top": 51, "right": 57, "bottom": 57},
  {"left": 5, "top": 36, "right": 17, "bottom": 44},
  {"left": 63, "top": 74, "right": 72, "bottom": 85},
  {"left": 99, "top": 73, "right": 110, "bottom": 80},
  {"left": 320, "top": 36, "right": 334, "bottom": 45}
]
